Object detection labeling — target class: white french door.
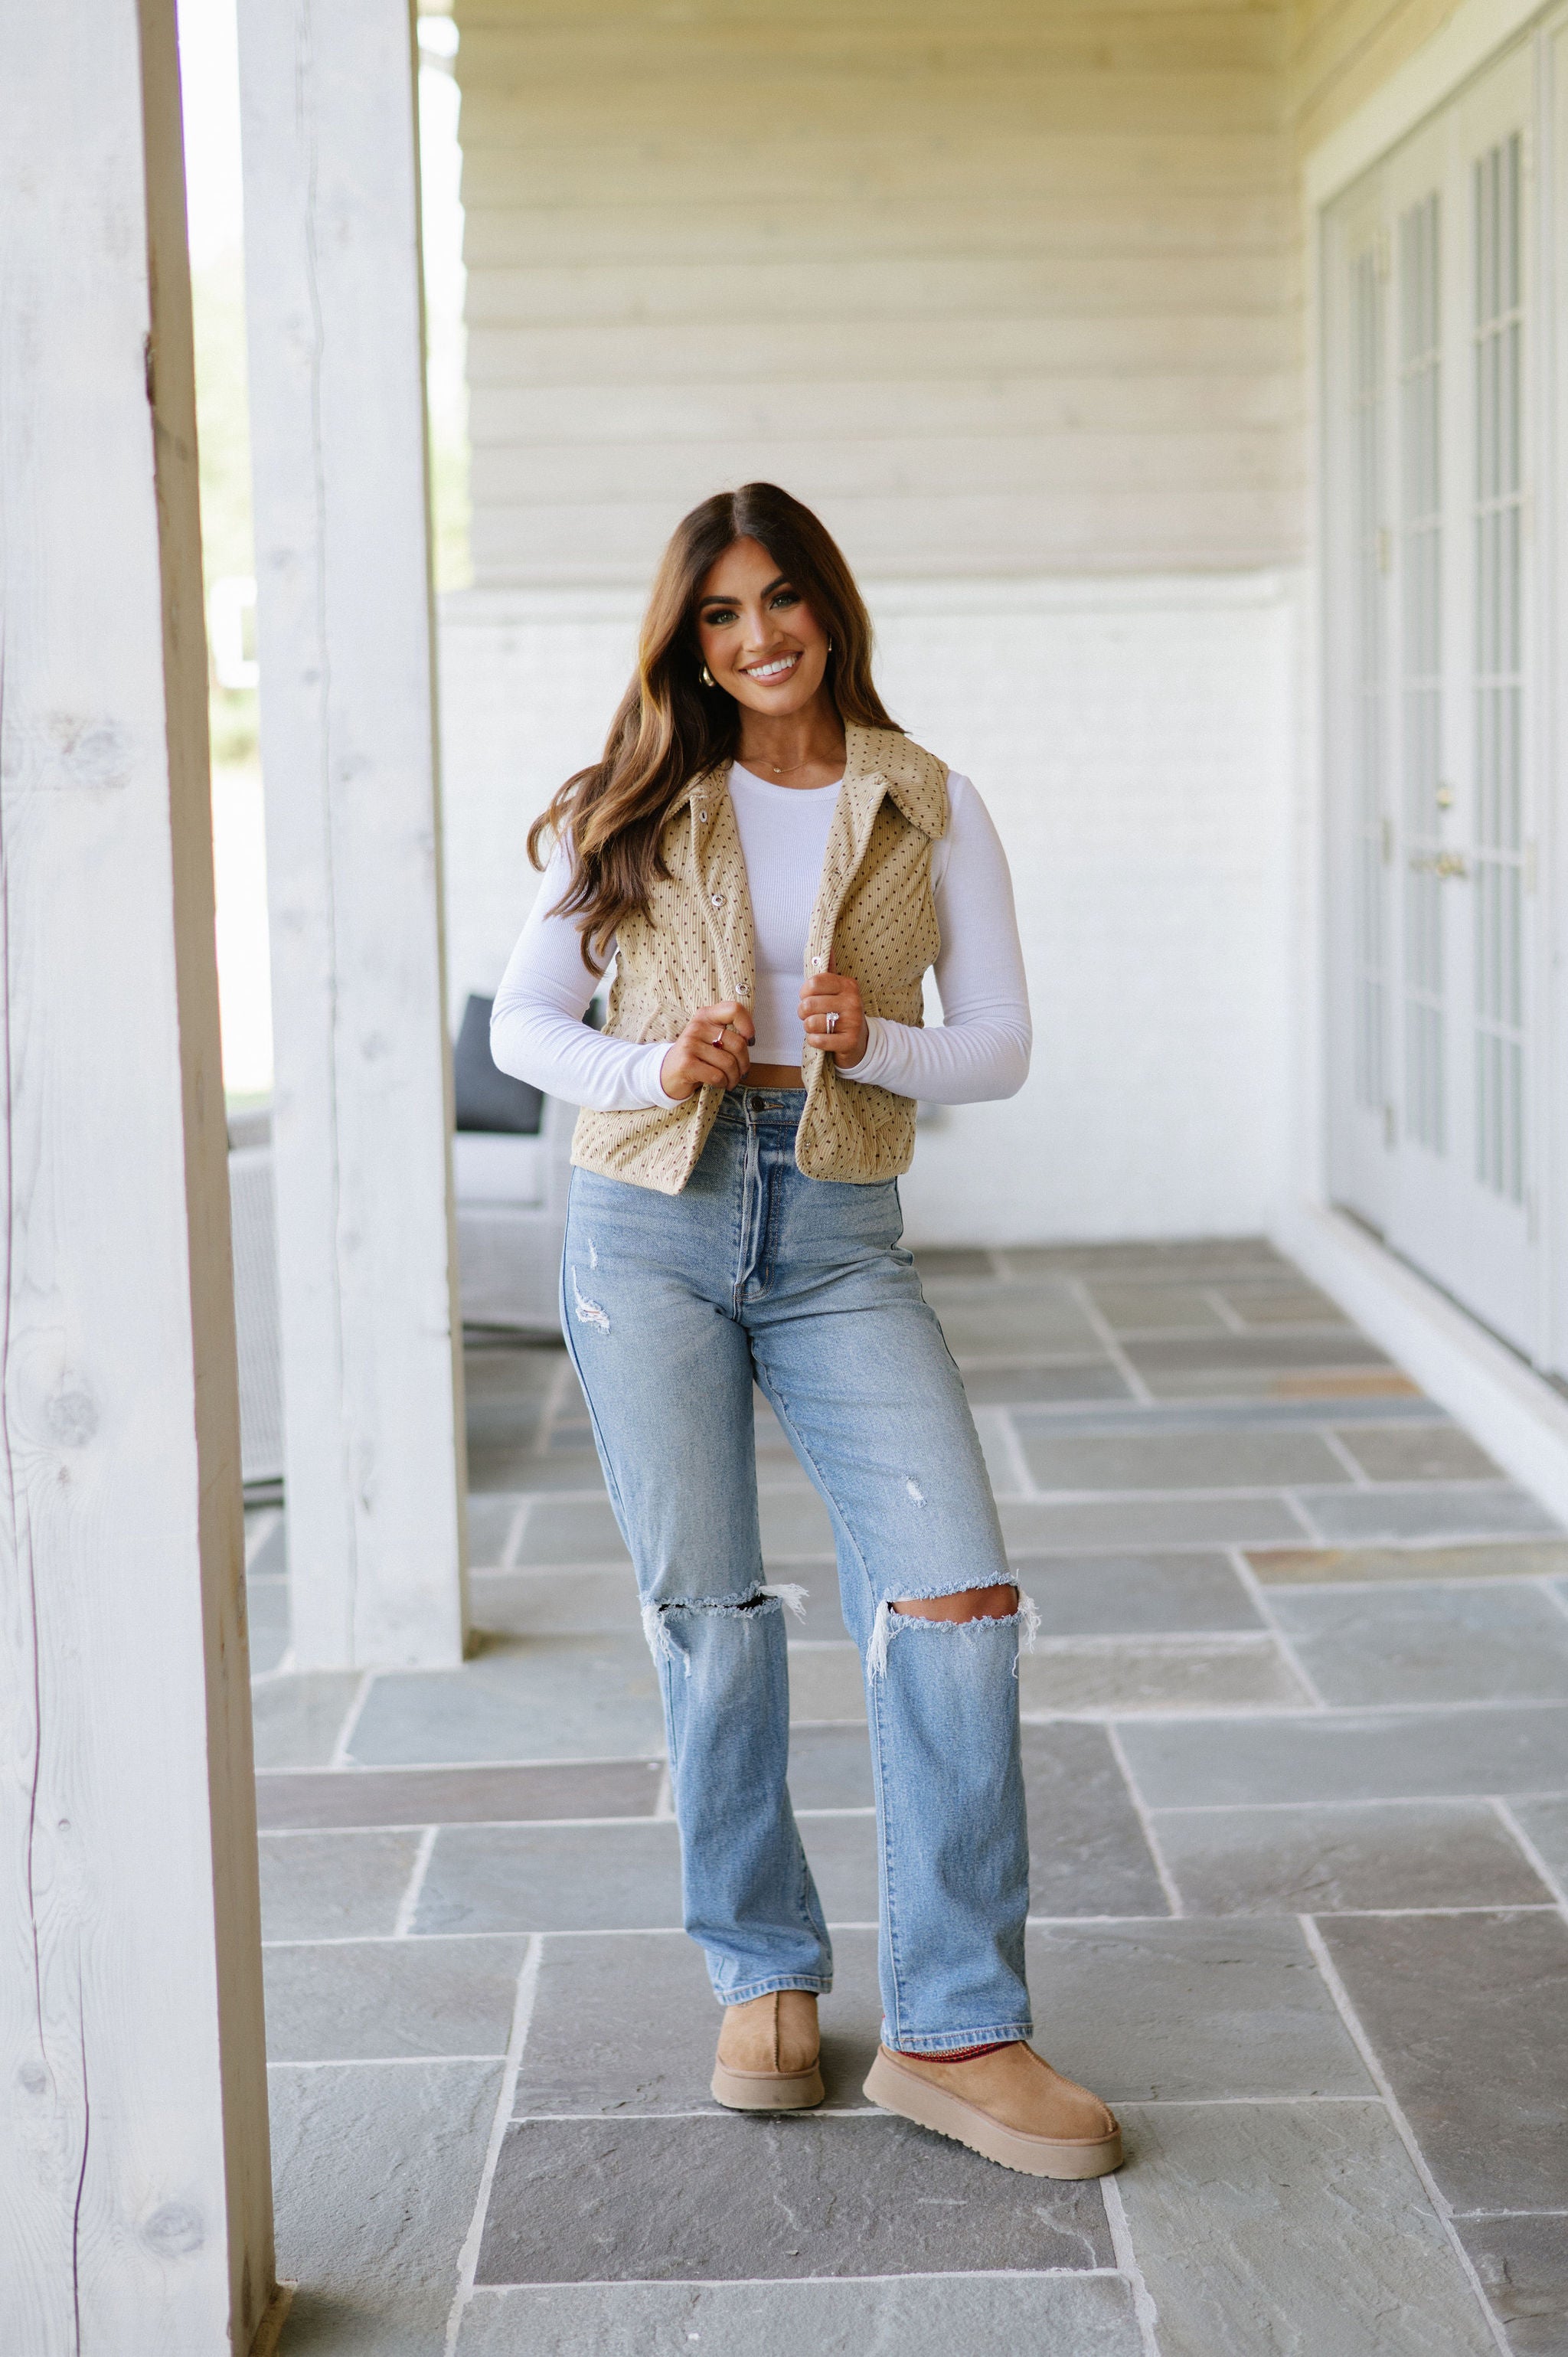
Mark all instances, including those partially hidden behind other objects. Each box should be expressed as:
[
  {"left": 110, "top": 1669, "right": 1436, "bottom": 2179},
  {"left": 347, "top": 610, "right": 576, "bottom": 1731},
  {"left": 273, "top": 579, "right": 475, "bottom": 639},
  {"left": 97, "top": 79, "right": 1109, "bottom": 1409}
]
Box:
[{"left": 1324, "top": 41, "right": 1550, "bottom": 1362}]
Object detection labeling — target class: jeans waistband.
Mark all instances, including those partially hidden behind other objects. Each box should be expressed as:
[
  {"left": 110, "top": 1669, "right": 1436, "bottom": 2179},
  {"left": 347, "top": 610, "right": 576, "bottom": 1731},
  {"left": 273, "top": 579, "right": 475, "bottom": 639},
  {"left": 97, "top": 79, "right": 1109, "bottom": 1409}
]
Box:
[{"left": 713, "top": 1086, "right": 806, "bottom": 1129}]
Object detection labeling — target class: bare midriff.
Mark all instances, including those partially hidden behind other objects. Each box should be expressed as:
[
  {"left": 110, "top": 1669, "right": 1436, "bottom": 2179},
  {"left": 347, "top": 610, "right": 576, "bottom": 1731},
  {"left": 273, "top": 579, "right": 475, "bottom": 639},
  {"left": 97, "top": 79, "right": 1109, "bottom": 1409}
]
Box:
[{"left": 737, "top": 1064, "right": 804, "bottom": 1090}]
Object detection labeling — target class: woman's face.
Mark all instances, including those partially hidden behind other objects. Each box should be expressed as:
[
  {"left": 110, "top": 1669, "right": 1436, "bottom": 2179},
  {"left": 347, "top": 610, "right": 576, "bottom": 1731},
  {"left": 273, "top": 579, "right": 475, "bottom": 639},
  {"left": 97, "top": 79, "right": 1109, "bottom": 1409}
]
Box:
[{"left": 694, "top": 536, "right": 831, "bottom": 718}]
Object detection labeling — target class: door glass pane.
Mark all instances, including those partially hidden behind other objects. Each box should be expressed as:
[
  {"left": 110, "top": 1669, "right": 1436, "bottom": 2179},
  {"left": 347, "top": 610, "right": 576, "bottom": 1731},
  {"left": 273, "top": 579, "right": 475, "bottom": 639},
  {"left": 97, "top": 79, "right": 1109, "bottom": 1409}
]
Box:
[
  {"left": 1350, "top": 246, "right": 1387, "bottom": 1115},
  {"left": 1400, "top": 193, "right": 1443, "bottom": 1152},
  {"left": 1472, "top": 133, "right": 1525, "bottom": 1202}
]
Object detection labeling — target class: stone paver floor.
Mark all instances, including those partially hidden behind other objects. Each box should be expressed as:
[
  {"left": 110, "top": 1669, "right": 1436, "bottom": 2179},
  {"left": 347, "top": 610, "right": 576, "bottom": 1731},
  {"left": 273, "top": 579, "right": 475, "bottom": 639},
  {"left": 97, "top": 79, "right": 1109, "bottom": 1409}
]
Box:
[{"left": 249, "top": 1239, "right": 1568, "bottom": 2355}]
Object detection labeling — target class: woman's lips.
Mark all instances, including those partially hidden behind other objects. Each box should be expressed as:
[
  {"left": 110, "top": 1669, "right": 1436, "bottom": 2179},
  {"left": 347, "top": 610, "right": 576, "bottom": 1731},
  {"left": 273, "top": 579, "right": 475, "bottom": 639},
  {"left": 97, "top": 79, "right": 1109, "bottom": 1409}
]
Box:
[{"left": 743, "top": 652, "right": 801, "bottom": 683}]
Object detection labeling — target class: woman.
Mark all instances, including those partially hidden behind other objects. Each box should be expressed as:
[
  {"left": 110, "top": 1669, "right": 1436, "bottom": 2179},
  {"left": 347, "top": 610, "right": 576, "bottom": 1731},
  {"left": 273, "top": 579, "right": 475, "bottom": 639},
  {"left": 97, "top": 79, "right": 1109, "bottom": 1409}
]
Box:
[{"left": 492, "top": 483, "right": 1121, "bottom": 2180}]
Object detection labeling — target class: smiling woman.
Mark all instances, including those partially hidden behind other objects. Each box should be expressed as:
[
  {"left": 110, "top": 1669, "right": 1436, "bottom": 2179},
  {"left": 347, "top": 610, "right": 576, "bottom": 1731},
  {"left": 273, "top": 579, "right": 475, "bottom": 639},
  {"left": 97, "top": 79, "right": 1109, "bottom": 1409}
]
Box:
[
  {"left": 691, "top": 534, "right": 861, "bottom": 1083},
  {"left": 524, "top": 483, "right": 897, "bottom": 975},
  {"left": 488, "top": 485, "right": 1118, "bottom": 2181},
  {"left": 694, "top": 542, "right": 838, "bottom": 770}
]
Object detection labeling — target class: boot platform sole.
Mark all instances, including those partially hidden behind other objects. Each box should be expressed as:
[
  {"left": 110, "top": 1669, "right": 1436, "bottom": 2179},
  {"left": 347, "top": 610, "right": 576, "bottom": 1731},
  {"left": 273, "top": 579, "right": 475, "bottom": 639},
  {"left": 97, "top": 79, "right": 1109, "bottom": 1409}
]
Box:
[
  {"left": 862, "top": 2048, "right": 1122, "bottom": 2179},
  {"left": 710, "top": 2060, "right": 825, "bottom": 2112}
]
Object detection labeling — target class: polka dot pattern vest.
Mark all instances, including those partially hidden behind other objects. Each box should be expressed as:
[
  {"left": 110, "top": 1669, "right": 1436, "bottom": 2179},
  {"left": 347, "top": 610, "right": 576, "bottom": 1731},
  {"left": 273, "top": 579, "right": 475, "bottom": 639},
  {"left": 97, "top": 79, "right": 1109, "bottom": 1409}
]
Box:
[{"left": 570, "top": 725, "right": 949, "bottom": 1195}]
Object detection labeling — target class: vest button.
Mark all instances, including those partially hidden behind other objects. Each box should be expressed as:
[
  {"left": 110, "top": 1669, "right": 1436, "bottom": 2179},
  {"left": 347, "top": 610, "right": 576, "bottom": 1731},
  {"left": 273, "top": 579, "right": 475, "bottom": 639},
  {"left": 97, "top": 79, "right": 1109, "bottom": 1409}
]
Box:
[
  {"left": 711, "top": 893, "right": 724, "bottom": 907},
  {"left": 812, "top": 956, "right": 826, "bottom": 972},
  {"left": 698, "top": 809, "right": 707, "bottom": 822}
]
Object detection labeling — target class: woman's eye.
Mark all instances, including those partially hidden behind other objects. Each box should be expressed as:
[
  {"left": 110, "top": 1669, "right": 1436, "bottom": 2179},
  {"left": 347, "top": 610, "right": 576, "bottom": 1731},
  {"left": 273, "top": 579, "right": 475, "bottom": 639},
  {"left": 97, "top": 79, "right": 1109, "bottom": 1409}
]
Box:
[
  {"left": 704, "top": 607, "right": 737, "bottom": 627},
  {"left": 770, "top": 590, "right": 799, "bottom": 610}
]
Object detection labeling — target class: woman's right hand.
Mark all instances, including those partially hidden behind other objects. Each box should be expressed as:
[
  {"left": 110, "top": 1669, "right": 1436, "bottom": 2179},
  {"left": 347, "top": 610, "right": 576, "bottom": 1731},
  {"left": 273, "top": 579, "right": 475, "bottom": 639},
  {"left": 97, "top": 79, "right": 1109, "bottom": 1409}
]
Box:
[{"left": 658, "top": 1002, "right": 755, "bottom": 1102}]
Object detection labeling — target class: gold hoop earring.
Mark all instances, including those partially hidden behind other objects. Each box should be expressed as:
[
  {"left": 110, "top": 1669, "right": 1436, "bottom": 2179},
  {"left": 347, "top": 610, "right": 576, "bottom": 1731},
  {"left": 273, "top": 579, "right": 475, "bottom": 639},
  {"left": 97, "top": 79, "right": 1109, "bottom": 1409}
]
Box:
[{"left": 699, "top": 664, "right": 716, "bottom": 688}]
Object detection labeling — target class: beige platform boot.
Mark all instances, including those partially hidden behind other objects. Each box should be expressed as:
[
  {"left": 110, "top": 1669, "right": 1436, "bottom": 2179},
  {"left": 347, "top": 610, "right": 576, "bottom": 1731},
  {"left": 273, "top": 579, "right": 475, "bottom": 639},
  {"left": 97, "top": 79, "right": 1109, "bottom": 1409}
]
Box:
[
  {"left": 863, "top": 2042, "right": 1122, "bottom": 2178},
  {"left": 710, "top": 1990, "right": 825, "bottom": 2111}
]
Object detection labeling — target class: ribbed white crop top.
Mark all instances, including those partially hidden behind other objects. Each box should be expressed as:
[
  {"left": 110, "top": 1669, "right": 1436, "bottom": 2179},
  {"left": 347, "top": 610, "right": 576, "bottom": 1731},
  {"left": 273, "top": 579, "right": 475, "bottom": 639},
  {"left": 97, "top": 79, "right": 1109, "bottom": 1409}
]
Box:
[{"left": 489, "top": 765, "right": 1031, "bottom": 1111}]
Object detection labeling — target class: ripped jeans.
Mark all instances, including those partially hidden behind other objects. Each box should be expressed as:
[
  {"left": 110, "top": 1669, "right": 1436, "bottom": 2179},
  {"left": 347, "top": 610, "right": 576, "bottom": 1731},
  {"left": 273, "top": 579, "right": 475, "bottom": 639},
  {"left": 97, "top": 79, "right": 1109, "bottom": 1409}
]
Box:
[{"left": 560, "top": 1087, "right": 1034, "bottom": 2054}]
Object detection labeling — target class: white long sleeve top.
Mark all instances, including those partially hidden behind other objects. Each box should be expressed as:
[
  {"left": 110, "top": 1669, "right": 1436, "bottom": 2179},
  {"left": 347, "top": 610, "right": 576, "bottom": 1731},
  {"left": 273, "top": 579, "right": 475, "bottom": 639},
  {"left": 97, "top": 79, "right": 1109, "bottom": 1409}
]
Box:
[{"left": 489, "top": 764, "right": 1031, "bottom": 1111}]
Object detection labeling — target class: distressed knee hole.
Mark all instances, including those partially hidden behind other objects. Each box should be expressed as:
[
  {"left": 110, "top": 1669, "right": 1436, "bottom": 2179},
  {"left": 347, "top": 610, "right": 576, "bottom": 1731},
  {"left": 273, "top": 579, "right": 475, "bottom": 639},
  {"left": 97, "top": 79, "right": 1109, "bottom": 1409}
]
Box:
[
  {"left": 640, "top": 1586, "right": 807, "bottom": 1675},
  {"left": 867, "top": 1587, "right": 1039, "bottom": 1679},
  {"left": 890, "top": 1583, "right": 1019, "bottom": 1623}
]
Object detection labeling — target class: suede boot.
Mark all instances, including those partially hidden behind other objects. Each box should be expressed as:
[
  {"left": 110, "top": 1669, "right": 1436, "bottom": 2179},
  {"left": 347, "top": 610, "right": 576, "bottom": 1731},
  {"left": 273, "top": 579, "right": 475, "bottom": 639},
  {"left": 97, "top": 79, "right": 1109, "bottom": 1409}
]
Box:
[
  {"left": 863, "top": 2042, "right": 1122, "bottom": 2177},
  {"left": 710, "top": 1989, "right": 825, "bottom": 2111}
]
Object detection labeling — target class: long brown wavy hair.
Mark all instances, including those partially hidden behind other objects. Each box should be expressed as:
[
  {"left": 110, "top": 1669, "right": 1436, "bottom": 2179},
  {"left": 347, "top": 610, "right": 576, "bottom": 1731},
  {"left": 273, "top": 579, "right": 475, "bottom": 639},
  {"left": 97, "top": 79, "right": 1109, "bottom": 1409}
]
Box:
[{"left": 528, "top": 482, "right": 898, "bottom": 968}]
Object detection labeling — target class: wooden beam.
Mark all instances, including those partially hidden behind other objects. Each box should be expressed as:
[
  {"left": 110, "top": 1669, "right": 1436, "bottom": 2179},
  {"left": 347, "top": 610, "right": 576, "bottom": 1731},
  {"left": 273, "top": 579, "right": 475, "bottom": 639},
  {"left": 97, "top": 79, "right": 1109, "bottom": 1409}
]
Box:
[
  {"left": 237, "top": 0, "right": 469, "bottom": 1667},
  {"left": 0, "top": 0, "right": 278, "bottom": 2345}
]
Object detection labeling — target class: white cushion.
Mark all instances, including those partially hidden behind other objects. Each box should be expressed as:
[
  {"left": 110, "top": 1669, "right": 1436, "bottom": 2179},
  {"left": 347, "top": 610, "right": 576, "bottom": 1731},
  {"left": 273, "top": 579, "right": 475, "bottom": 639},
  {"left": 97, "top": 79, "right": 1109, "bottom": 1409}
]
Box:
[{"left": 452, "top": 1129, "right": 547, "bottom": 1207}]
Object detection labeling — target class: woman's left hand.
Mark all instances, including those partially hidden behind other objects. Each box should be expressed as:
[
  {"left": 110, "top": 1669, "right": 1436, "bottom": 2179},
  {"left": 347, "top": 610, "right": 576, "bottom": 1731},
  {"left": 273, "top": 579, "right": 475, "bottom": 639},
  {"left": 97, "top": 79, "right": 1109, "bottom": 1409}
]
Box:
[{"left": 799, "top": 955, "right": 868, "bottom": 1070}]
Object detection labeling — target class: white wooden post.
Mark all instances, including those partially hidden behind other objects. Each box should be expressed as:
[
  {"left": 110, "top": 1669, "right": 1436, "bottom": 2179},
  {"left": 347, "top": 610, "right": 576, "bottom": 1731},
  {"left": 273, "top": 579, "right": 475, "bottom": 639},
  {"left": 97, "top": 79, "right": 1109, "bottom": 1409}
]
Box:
[
  {"left": 237, "top": 0, "right": 469, "bottom": 1667},
  {"left": 0, "top": 1, "right": 283, "bottom": 2348}
]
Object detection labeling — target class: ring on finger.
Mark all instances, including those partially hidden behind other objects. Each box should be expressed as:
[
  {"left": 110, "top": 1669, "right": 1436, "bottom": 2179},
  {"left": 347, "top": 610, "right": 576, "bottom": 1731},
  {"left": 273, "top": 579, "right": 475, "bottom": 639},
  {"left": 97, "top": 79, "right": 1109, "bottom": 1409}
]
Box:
[{"left": 825, "top": 1010, "right": 839, "bottom": 1034}]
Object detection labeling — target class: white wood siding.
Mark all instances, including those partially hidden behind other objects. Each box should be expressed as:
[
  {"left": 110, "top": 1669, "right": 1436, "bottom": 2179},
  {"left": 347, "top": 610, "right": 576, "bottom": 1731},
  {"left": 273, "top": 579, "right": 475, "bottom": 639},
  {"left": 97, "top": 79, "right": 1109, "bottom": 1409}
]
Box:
[{"left": 454, "top": 0, "right": 1301, "bottom": 584}]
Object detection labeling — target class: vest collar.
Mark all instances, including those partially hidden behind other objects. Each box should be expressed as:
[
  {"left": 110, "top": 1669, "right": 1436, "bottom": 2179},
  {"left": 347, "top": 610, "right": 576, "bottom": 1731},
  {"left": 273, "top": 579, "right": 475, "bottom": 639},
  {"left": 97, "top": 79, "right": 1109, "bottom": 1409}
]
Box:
[{"left": 843, "top": 724, "right": 949, "bottom": 839}]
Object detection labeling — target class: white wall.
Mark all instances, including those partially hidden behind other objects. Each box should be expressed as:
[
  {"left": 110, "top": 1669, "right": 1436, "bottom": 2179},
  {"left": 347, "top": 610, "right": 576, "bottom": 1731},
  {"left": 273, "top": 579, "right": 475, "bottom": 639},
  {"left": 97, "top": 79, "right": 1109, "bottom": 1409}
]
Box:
[
  {"left": 439, "top": 572, "right": 1297, "bottom": 1243},
  {"left": 440, "top": 0, "right": 1305, "bottom": 1247},
  {"left": 439, "top": 588, "right": 640, "bottom": 1012},
  {"left": 878, "top": 578, "right": 1297, "bottom": 1244}
]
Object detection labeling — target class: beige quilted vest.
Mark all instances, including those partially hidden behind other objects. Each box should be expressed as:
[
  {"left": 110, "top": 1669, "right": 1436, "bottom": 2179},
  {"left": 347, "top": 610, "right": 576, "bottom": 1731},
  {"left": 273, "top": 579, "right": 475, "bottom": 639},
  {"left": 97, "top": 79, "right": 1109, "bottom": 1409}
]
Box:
[{"left": 570, "top": 724, "right": 949, "bottom": 1195}]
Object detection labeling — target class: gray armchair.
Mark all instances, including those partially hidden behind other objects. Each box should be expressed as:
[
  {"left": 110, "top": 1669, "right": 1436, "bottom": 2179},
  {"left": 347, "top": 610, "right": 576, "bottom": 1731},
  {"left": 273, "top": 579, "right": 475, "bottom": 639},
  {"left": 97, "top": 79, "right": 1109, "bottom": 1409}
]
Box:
[{"left": 450, "top": 992, "right": 575, "bottom": 1333}]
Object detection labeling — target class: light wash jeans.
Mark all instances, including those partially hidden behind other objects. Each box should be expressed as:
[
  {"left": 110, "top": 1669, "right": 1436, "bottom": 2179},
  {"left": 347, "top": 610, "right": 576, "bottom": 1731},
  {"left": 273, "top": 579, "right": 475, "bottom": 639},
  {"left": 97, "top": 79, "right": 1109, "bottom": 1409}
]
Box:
[{"left": 560, "top": 1087, "right": 1034, "bottom": 2053}]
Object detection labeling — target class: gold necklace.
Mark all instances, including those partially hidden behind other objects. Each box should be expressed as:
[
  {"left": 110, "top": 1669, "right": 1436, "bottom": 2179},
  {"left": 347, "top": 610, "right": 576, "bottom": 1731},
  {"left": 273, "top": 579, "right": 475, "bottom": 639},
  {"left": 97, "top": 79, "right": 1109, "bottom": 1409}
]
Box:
[{"left": 742, "top": 748, "right": 825, "bottom": 777}]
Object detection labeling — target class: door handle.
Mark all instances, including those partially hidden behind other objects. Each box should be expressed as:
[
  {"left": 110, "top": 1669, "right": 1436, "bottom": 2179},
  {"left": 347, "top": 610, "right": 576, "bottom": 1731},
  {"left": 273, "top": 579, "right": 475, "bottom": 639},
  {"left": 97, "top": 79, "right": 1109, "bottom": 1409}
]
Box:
[{"left": 1407, "top": 851, "right": 1470, "bottom": 878}]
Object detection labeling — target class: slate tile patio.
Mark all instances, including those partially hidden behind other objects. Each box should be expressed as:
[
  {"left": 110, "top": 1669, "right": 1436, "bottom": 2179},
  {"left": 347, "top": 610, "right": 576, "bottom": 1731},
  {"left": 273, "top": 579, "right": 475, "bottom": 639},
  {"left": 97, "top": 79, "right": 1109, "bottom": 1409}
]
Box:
[
  {"left": 1248, "top": 1536, "right": 1568, "bottom": 1584},
  {"left": 1013, "top": 1549, "right": 1266, "bottom": 1635},
  {"left": 255, "top": 1757, "right": 664, "bottom": 1832},
  {"left": 1317, "top": 1910, "right": 1568, "bottom": 2215},
  {"left": 344, "top": 1634, "right": 667, "bottom": 1764},
  {"left": 456, "top": 2273, "right": 1142, "bottom": 2355},
  {"left": 259, "top": 1827, "right": 424, "bottom": 1941},
  {"left": 1019, "top": 1721, "right": 1171, "bottom": 1915},
  {"left": 1514, "top": 1796, "right": 1568, "bottom": 1886},
  {"left": 1332, "top": 1424, "right": 1503, "bottom": 1481},
  {"left": 267, "top": 2060, "right": 503, "bottom": 2357},
  {"left": 263, "top": 1935, "right": 531, "bottom": 2061},
  {"left": 769, "top": 1722, "right": 874, "bottom": 1809},
  {"left": 250, "top": 1669, "right": 364, "bottom": 1770},
  {"left": 1119, "top": 1699, "right": 1568, "bottom": 1806},
  {"left": 1303, "top": 1483, "right": 1562, "bottom": 1545},
  {"left": 475, "top": 2113, "right": 1113, "bottom": 2283},
  {"left": 1455, "top": 2217, "right": 1568, "bottom": 2353},
  {"left": 1151, "top": 1799, "right": 1553, "bottom": 1916},
  {"left": 1268, "top": 1581, "right": 1568, "bottom": 1705},
  {"left": 254, "top": 1237, "right": 1568, "bottom": 2355},
  {"left": 1018, "top": 1426, "right": 1354, "bottom": 1489},
  {"left": 1023, "top": 1914, "right": 1372, "bottom": 2103},
  {"left": 1116, "top": 2100, "right": 1498, "bottom": 2357},
  {"left": 998, "top": 1492, "right": 1310, "bottom": 1547}
]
